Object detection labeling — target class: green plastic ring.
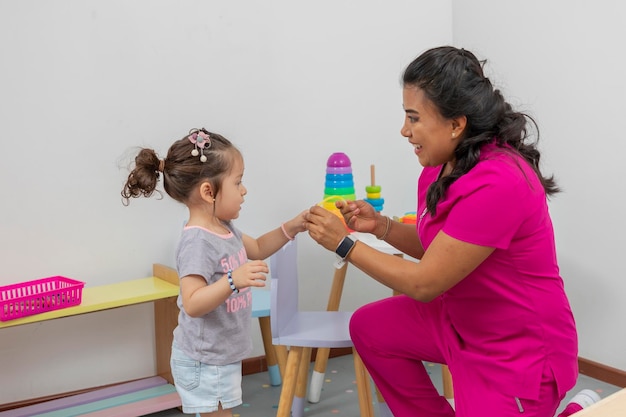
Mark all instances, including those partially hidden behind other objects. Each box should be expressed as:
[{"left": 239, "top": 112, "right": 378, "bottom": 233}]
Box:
[{"left": 324, "top": 187, "right": 355, "bottom": 195}]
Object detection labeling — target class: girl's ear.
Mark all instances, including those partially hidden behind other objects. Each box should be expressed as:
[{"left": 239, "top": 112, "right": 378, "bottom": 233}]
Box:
[{"left": 199, "top": 181, "right": 215, "bottom": 203}]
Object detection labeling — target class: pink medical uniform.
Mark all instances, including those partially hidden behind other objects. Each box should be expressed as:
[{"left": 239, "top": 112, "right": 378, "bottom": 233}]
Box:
[{"left": 349, "top": 142, "right": 578, "bottom": 416}]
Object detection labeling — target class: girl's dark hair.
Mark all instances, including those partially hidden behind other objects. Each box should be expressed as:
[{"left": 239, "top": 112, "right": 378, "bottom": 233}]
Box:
[
  {"left": 403, "top": 46, "right": 559, "bottom": 214},
  {"left": 121, "top": 128, "right": 239, "bottom": 206}
]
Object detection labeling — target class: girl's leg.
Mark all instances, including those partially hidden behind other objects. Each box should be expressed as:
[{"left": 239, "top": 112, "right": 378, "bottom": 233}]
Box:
[
  {"left": 171, "top": 343, "right": 241, "bottom": 417},
  {"left": 349, "top": 295, "right": 454, "bottom": 417},
  {"left": 199, "top": 403, "right": 231, "bottom": 417}
]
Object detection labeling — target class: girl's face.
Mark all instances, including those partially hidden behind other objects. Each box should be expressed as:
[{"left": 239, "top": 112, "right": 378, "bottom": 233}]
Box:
[
  {"left": 400, "top": 86, "right": 463, "bottom": 169},
  {"left": 215, "top": 154, "right": 247, "bottom": 220}
]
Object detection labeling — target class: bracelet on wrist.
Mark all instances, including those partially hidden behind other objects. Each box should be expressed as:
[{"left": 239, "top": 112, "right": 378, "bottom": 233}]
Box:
[
  {"left": 227, "top": 270, "right": 239, "bottom": 294},
  {"left": 376, "top": 216, "right": 391, "bottom": 240},
  {"left": 281, "top": 223, "right": 295, "bottom": 241}
]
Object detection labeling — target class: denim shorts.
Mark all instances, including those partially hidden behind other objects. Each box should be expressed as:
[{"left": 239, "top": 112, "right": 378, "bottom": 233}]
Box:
[{"left": 170, "top": 343, "right": 243, "bottom": 414}]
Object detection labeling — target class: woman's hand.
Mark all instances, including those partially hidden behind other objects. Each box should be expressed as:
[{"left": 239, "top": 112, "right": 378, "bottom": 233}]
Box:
[
  {"left": 336, "top": 199, "right": 378, "bottom": 234},
  {"left": 305, "top": 205, "right": 350, "bottom": 251}
]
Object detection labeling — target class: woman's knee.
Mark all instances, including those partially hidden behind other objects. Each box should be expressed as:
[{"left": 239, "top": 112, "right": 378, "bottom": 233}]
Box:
[
  {"left": 349, "top": 305, "right": 369, "bottom": 343},
  {"left": 349, "top": 300, "right": 390, "bottom": 348}
]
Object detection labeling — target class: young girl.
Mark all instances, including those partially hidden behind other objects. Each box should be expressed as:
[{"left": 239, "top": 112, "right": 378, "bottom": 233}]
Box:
[{"left": 122, "top": 127, "right": 306, "bottom": 416}]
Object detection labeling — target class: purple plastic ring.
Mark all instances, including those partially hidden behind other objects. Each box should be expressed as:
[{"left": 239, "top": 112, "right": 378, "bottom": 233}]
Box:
[{"left": 326, "top": 166, "right": 353, "bottom": 174}]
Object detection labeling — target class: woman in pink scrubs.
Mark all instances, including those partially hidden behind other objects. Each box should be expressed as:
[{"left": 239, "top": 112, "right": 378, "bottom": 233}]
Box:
[{"left": 305, "top": 46, "right": 578, "bottom": 417}]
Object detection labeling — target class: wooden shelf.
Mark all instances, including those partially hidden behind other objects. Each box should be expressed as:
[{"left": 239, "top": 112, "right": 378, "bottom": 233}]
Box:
[
  {"left": 0, "top": 276, "right": 179, "bottom": 329},
  {"left": 0, "top": 264, "right": 181, "bottom": 412}
]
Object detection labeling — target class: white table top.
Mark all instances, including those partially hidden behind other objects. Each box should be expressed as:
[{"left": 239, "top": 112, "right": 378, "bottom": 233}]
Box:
[{"left": 351, "top": 232, "right": 403, "bottom": 255}]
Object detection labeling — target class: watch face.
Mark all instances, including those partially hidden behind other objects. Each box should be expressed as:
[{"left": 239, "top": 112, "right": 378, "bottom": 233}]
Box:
[{"left": 336, "top": 236, "right": 355, "bottom": 258}]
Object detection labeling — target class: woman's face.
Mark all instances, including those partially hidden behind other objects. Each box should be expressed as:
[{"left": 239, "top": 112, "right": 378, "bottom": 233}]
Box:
[{"left": 400, "top": 86, "right": 462, "bottom": 168}]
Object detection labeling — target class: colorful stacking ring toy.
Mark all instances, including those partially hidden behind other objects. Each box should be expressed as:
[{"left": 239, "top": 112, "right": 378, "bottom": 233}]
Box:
[
  {"left": 323, "top": 152, "right": 357, "bottom": 204},
  {"left": 363, "top": 165, "right": 384, "bottom": 212}
]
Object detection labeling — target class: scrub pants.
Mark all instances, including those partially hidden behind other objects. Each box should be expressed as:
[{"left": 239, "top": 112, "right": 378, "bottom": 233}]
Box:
[{"left": 349, "top": 295, "right": 564, "bottom": 417}]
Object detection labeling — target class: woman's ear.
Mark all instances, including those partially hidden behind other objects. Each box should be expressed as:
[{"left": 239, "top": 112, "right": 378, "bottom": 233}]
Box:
[
  {"left": 199, "top": 181, "right": 215, "bottom": 203},
  {"left": 451, "top": 115, "right": 467, "bottom": 138}
]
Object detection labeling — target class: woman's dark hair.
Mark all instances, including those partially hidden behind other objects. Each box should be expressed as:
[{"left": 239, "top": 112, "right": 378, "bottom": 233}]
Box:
[
  {"left": 121, "top": 128, "right": 239, "bottom": 206},
  {"left": 403, "top": 46, "right": 559, "bottom": 214}
]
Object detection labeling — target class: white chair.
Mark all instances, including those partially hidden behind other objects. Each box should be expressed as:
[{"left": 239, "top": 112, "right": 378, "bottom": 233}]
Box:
[{"left": 270, "top": 239, "right": 374, "bottom": 417}]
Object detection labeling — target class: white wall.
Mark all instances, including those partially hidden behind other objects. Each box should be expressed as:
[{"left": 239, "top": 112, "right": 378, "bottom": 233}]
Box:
[
  {"left": 452, "top": 0, "right": 626, "bottom": 372},
  {"left": 0, "top": 0, "right": 452, "bottom": 403}
]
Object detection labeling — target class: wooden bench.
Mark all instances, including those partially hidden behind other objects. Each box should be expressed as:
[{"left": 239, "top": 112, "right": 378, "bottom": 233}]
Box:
[{"left": 0, "top": 264, "right": 181, "bottom": 416}]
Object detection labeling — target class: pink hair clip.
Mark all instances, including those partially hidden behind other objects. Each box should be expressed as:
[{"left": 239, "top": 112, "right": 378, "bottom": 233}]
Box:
[{"left": 188, "top": 129, "right": 212, "bottom": 162}]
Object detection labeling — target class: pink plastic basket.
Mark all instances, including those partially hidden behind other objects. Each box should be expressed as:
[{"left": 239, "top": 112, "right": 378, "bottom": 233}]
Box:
[{"left": 0, "top": 276, "right": 85, "bottom": 321}]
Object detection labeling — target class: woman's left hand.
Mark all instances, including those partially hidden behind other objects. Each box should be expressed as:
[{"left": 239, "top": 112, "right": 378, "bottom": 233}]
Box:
[{"left": 305, "top": 205, "right": 350, "bottom": 251}]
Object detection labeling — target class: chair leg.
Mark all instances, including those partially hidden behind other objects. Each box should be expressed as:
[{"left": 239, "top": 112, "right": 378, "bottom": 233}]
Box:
[
  {"left": 309, "top": 347, "right": 329, "bottom": 403},
  {"left": 309, "top": 263, "right": 348, "bottom": 403},
  {"left": 442, "top": 365, "right": 454, "bottom": 399},
  {"left": 274, "top": 344, "right": 288, "bottom": 381},
  {"left": 353, "top": 348, "right": 375, "bottom": 417},
  {"left": 375, "top": 386, "right": 395, "bottom": 416},
  {"left": 291, "top": 347, "right": 312, "bottom": 417},
  {"left": 258, "top": 316, "right": 281, "bottom": 386},
  {"left": 277, "top": 346, "right": 304, "bottom": 417}
]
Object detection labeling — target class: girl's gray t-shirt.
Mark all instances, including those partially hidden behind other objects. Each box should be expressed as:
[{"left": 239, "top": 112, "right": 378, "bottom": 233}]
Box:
[{"left": 173, "top": 223, "right": 253, "bottom": 365}]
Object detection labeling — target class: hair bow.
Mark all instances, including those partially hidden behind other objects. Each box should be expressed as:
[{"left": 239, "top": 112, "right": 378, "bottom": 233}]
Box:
[{"left": 188, "top": 129, "right": 212, "bottom": 162}]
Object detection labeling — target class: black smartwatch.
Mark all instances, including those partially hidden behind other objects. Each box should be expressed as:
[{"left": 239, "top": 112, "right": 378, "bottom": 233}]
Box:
[{"left": 335, "top": 235, "right": 356, "bottom": 259}]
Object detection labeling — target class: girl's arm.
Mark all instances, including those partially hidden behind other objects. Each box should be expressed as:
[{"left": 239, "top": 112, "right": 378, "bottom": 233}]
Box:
[
  {"left": 180, "top": 261, "right": 269, "bottom": 317},
  {"left": 243, "top": 210, "right": 307, "bottom": 260}
]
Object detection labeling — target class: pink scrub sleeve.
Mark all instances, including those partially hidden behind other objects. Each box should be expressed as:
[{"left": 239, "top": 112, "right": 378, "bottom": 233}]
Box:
[{"left": 442, "top": 156, "right": 538, "bottom": 249}]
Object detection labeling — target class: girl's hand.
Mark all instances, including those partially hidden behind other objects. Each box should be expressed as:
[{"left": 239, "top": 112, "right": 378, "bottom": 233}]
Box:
[
  {"left": 283, "top": 210, "right": 308, "bottom": 239},
  {"left": 231, "top": 260, "right": 268, "bottom": 290}
]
